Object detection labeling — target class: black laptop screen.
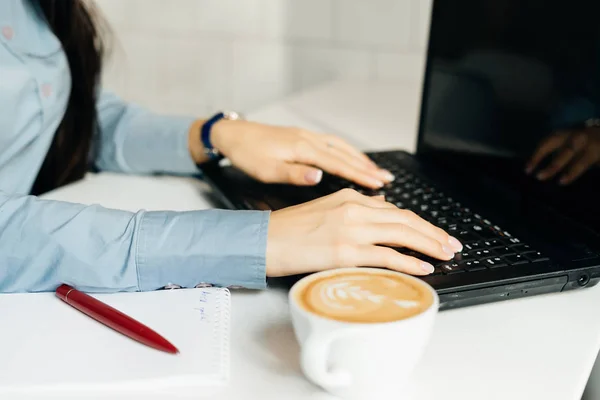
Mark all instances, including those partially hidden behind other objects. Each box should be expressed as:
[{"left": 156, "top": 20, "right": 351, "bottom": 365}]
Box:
[{"left": 418, "top": 0, "right": 600, "bottom": 229}]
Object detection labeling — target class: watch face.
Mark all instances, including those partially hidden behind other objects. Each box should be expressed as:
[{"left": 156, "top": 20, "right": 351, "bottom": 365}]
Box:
[{"left": 223, "top": 111, "right": 244, "bottom": 121}]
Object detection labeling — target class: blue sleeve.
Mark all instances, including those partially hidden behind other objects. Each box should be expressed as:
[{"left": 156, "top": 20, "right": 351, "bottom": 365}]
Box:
[
  {"left": 0, "top": 191, "right": 269, "bottom": 293},
  {"left": 94, "top": 91, "right": 200, "bottom": 175},
  {"left": 550, "top": 97, "right": 599, "bottom": 130}
]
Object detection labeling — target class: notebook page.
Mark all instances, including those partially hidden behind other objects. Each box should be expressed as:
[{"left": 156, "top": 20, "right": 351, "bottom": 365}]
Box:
[{"left": 0, "top": 288, "right": 230, "bottom": 394}]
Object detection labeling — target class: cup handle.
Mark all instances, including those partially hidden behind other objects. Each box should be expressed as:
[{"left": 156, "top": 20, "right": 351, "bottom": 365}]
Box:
[{"left": 301, "top": 329, "right": 359, "bottom": 391}]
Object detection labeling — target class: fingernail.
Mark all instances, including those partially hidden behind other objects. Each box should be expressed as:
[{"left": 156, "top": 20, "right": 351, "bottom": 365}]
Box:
[
  {"left": 559, "top": 176, "right": 569, "bottom": 185},
  {"left": 381, "top": 170, "right": 395, "bottom": 182},
  {"left": 448, "top": 236, "right": 463, "bottom": 252},
  {"left": 536, "top": 172, "right": 546, "bottom": 181},
  {"left": 525, "top": 166, "right": 533, "bottom": 175},
  {"left": 420, "top": 262, "right": 434, "bottom": 274},
  {"left": 305, "top": 169, "right": 323, "bottom": 184},
  {"left": 442, "top": 245, "right": 455, "bottom": 257},
  {"left": 372, "top": 179, "right": 385, "bottom": 188}
]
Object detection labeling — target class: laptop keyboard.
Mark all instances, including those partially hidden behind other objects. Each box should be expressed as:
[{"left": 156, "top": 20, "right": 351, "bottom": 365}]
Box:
[{"left": 322, "top": 152, "right": 552, "bottom": 276}]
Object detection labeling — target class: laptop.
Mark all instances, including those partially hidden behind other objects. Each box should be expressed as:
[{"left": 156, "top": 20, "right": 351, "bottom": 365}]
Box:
[{"left": 201, "top": 0, "right": 600, "bottom": 310}]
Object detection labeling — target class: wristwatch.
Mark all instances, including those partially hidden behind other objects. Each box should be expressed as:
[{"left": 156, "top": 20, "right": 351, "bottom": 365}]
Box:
[{"left": 201, "top": 111, "right": 245, "bottom": 160}]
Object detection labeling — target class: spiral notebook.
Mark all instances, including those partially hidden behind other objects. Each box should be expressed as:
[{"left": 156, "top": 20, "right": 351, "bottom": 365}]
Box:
[{"left": 0, "top": 288, "right": 231, "bottom": 398}]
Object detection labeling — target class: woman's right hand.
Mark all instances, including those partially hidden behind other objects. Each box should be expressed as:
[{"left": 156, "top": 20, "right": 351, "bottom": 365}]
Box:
[{"left": 266, "top": 189, "right": 463, "bottom": 277}]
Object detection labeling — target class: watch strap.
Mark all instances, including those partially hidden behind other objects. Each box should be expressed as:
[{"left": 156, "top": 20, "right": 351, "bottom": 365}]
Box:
[{"left": 201, "top": 112, "right": 226, "bottom": 160}]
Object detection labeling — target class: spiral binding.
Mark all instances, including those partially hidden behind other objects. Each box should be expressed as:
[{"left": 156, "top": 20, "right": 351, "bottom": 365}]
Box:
[{"left": 212, "top": 288, "right": 231, "bottom": 383}]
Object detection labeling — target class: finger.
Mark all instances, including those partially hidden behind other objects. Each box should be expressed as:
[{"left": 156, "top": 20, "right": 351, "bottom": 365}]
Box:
[
  {"left": 294, "top": 140, "right": 386, "bottom": 188},
  {"left": 536, "top": 146, "right": 579, "bottom": 181},
  {"left": 320, "top": 135, "right": 379, "bottom": 170},
  {"left": 342, "top": 245, "right": 435, "bottom": 276},
  {"left": 325, "top": 145, "right": 394, "bottom": 183},
  {"left": 277, "top": 163, "right": 324, "bottom": 186},
  {"left": 526, "top": 133, "right": 569, "bottom": 174},
  {"left": 327, "top": 189, "right": 395, "bottom": 209},
  {"left": 355, "top": 223, "right": 456, "bottom": 261},
  {"left": 361, "top": 208, "right": 462, "bottom": 252},
  {"left": 559, "top": 151, "right": 598, "bottom": 185},
  {"left": 306, "top": 148, "right": 387, "bottom": 189}
]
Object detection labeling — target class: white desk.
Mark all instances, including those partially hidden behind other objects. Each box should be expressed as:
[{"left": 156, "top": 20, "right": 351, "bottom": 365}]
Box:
[{"left": 42, "top": 81, "right": 600, "bottom": 400}]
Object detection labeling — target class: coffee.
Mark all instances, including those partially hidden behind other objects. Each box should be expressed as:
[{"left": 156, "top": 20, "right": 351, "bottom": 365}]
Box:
[{"left": 295, "top": 269, "right": 433, "bottom": 323}]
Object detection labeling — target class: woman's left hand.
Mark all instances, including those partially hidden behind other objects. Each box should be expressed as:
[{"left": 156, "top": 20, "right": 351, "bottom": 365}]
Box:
[{"left": 192, "top": 119, "right": 395, "bottom": 189}]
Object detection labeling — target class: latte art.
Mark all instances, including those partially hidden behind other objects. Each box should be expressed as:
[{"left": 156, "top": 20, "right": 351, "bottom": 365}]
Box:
[{"left": 297, "top": 270, "right": 433, "bottom": 323}]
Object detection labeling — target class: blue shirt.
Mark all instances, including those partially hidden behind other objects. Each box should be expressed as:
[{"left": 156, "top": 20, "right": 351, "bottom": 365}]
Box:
[{"left": 0, "top": 0, "right": 269, "bottom": 293}]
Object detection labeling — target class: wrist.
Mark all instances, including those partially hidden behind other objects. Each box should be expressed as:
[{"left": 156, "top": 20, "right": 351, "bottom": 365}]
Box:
[
  {"left": 188, "top": 112, "right": 245, "bottom": 164},
  {"left": 210, "top": 119, "right": 242, "bottom": 157},
  {"left": 187, "top": 118, "right": 239, "bottom": 164}
]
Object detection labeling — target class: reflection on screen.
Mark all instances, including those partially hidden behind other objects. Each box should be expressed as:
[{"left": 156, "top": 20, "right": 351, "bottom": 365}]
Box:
[{"left": 419, "top": 0, "right": 600, "bottom": 229}]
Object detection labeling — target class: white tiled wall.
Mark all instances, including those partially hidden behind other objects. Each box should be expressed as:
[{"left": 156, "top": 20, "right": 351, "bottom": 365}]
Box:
[{"left": 96, "top": 0, "right": 431, "bottom": 117}]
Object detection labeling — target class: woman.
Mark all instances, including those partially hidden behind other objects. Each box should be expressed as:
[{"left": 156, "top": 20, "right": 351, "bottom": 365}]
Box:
[{"left": 0, "top": 0, "right": 462, "bottom": 293}]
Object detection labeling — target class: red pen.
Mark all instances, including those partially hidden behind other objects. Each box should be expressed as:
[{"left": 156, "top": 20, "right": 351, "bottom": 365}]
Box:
[{"left": 55, "top": 284, "right": 179, "bottom": 354}]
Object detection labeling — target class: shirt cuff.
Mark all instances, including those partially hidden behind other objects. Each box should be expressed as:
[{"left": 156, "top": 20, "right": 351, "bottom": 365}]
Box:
[
  {"left": 121, "top": 113, "right": 200, "bottom": 175},
  {"left": 135, "top": 209, "right": 269, "bottom": 291}
]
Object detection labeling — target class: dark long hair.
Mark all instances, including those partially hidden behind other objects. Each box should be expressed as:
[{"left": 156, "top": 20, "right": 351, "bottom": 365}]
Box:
[{"left": 31, "top": 0, "right": 105, "bottom": 195}]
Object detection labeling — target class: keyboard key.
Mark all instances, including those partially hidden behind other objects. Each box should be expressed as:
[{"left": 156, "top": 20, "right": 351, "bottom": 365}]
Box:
[
  {"left": 482, "top": 239, "right": 504, "bottom": 248},
  {"left": 522, "top": 251, "right": 550, "bottom": 262},
  {"left": 494, "top": 247, "right": 517, "bottom": 256},
  {"left": 454, "top": 251, "right": 475, "bottom": 262},
  {"left": 484, "top": 257, "right": 508, "bottom": 268},
  {"left": 472, "top": 249, "right": 493, "bottom": 258},
  {"left": 503, "top": 254, "right": 529, "bottom": 265},
  {"left": 464, "top": 241, "right": 483, "bottom": 251},
  {"left": 431, "top": 267, "right": 444, "bottom": 276},
  {"left": 447, "top": 224, "right": 459, "bottom": 233},
  {"left": 440, "top": 262, "right": 464, "bottom": 274},
  {"left": 456, "top": 231, "right": 479, "bottom": 243},
  {"left": 471, "top": 225, "right": 484, "bottom": 232},
  {"left": 478, "top": 228, "right": 499, "bottom": 239},
  {"left": 508, "top": 237, "right": 521, "bottom": 244},
  {"left": 459, "top": 260, "right": 486, "bottom": 271},
  {"left": 511, "top": 244, "right": 532, "bottom": 252}
]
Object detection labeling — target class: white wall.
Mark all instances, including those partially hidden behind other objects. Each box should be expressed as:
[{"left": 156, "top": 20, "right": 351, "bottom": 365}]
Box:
[{"left": 96, "top": 0, "right": 431, "bottom": 117}]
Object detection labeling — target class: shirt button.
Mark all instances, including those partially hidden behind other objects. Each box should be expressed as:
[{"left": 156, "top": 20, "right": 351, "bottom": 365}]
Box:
[
  {"left": 2, "top": 26, "right": 14, "bottom": 40},
  {"left": 41, "top": 84, "right": 52, "bottom": 98},
  {"left": 163, "top": 283, "right": 182, "bottom": 290}
]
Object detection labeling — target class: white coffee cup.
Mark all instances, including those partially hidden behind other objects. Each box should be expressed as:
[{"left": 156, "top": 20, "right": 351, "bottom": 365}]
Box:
[{"left": 289, "top": 268, "right": 439, "bottom": 400}]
